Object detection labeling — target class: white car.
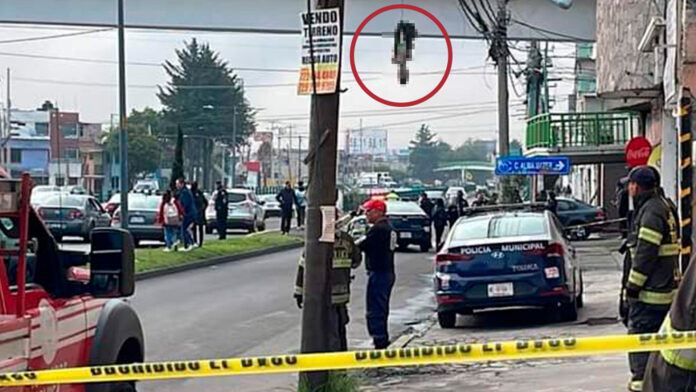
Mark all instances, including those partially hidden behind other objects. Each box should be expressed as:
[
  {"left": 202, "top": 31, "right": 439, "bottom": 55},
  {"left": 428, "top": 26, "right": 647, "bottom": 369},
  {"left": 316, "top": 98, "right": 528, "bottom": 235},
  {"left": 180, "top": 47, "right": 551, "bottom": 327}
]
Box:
[{"left": 205, "top": 189, "right": 266, "bottom": 234}]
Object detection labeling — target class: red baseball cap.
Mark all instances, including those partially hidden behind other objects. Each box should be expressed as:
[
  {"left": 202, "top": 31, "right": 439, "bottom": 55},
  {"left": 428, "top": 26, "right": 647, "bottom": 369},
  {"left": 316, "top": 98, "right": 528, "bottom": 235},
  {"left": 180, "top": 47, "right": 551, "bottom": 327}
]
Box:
[{"left": 362, "top": 199, "right": 387, "bottom": 213}]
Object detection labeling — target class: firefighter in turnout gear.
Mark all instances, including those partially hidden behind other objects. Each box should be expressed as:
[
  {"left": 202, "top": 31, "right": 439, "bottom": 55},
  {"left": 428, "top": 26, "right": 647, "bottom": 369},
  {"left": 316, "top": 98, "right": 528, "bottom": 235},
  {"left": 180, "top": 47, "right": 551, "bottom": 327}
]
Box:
[
  {"left": 623, "top": 166, "right": 680, "bottom": 392},
  {"left": 643, "top": 254, "right": 696, "bottom": 392},
  {"left": 294, "top": 214, "right": 362, "bottom": 351}
]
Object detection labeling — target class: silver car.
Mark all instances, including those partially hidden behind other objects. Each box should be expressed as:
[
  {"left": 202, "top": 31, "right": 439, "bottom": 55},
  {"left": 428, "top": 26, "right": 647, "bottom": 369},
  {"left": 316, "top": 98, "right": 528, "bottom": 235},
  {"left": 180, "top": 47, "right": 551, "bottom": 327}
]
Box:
[
  {"left": 205, "top": 189, "right": 266, "bottom": 234},
  {"left": 36, "top": 194, "right": 111, "bottom": 242}
]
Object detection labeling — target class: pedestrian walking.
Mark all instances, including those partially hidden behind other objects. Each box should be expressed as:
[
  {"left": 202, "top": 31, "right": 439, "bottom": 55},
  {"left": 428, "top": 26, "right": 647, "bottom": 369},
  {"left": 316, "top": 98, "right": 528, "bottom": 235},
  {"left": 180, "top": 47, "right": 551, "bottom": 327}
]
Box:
[
  {"left": 214, "top": 181, "right": 229, "bottom": 240},
  {"left": 432, "top": 198, "right": 449, "bottom": 250},
  {"left": 622, "top": 166, "right": 680, "bottom": 392},
  {"left": 447, "top": 196, "right": 460, "bottom": 227},
  {"left": 471, "top": 191, "right": 488, "bottom": 208},
  {"left": 294, "top": 213, "right": 362, "bottom": 351},
  {"left": 356, "top": 198, "right": 397, "bottom": 349},
  {"left": 190, "top": 181, "right": 208, "bottom": 247},
  {"left": 277, "top": 181, "right": 297, "bottom": 235},
  {"left": 157, "top": 189, "right": 183, "bottom": 252},
  {"left": 295, "top": 181, "right": 307, "bottom": 229},
  {"left": 175, "top": 178, "right": 197, "bottom": 251},
  {"left": 456, "top": 190, "right": 469, "bottom": 214},
  {"left": 418, "top": 192, "right": 434, "bottom": 218}
]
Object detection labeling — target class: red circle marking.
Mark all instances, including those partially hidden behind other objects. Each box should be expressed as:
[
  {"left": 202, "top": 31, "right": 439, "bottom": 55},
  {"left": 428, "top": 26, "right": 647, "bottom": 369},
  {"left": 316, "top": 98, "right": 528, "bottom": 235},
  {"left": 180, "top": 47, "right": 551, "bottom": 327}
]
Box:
[
  {"left": 625, "top": 137, "right": 652, "bottom": 168},
  {"left": 349, "top": 4, "right": 453, "bottom": 107}
]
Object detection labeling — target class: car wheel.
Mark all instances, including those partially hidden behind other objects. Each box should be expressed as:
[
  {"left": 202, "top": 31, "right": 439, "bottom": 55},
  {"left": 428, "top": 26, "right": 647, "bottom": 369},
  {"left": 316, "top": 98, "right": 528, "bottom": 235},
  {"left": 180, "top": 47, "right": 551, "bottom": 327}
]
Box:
[
  {"left": 560, "top": 297, "right": 579, "bottom": 322},
  {"left": 577, "top": 271, "right": 585, "bottom": 308},
  {"left": 438, "top": 311, "right": 457, "bottom": 328},
  {"left": 248, "top": 219, "right": 258, "bottom": 234}
]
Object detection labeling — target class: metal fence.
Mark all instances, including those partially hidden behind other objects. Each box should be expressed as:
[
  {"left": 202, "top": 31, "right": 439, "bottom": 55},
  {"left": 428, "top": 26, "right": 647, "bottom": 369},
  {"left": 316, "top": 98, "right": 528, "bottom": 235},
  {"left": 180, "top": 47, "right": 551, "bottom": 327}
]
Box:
[{"left": 526, "top": 112, "right": 639, "bottom": 149}]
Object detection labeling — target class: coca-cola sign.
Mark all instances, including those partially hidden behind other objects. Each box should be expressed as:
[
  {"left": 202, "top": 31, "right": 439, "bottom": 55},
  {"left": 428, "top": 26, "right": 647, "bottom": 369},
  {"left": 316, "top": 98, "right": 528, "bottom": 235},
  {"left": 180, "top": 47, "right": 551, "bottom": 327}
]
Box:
[{"left": 625, "top": 137, "right": 652, "bottom": 168}]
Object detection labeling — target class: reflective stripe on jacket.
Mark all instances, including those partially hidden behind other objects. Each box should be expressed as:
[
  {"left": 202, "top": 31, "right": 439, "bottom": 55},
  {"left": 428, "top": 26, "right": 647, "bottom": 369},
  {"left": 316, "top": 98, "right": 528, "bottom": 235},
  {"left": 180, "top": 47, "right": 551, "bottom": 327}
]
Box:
[{"left": 626, "top": 191, "right": 680, "bottom": 306}]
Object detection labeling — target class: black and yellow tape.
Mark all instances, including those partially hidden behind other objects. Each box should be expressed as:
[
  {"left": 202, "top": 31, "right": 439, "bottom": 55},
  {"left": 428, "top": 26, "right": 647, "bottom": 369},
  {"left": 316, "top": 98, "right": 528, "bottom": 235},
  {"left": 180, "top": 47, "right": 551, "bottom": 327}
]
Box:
[{"left": 4, "top": 332, "right": 696, "bottom": 386}]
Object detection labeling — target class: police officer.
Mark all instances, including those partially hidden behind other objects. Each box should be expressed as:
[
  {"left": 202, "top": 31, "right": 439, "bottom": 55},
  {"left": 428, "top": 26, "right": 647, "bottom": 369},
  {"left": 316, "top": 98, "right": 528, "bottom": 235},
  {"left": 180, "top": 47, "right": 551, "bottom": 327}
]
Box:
[
  {"left": 214, "top": 181, "right": 229, "bottom": 240},
  {"left": 623, "top": 165, "right": 680, "bottom": 392},
  {"left": 293, "top": 214, "right": 362, "bottom": 351},
  {"left": 356, "top": 198, "right": 397, "bottom": 349}
]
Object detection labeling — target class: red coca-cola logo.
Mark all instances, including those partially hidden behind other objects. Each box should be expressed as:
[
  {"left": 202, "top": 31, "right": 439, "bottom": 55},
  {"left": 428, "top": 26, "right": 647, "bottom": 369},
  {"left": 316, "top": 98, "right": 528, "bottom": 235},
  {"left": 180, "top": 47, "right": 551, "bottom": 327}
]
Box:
[{"left": 625, "top": 137, "right": 652, "bottom": 168}]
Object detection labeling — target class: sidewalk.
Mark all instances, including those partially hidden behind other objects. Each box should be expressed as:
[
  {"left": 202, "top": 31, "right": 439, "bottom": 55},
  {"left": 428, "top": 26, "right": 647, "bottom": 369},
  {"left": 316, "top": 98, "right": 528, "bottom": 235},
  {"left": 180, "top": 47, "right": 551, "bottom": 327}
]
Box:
[{"left": 362, "top": 237, "right": 631, "bottom": 392}]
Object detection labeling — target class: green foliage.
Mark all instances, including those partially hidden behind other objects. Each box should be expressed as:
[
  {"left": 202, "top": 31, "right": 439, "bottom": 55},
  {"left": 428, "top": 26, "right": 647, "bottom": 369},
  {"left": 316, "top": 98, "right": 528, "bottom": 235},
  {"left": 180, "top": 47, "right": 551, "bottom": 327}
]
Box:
[
  {"left": 128, "top": 107, "right": 164, "bottom": 134},
  {"left": 408, "top": 124, "right": 439, "bottom": 181},
  {"left": 170, "top": 127, "right": 185, "bottom": 189},
  {"left": 157, "top": 38, "right": 255, "bottom": 146},
  {"left": 105, "top": 123, "right": 161, "bottom": 186},
  {"left": 298, "top": 372, "right": 361, "bottom": 392}
]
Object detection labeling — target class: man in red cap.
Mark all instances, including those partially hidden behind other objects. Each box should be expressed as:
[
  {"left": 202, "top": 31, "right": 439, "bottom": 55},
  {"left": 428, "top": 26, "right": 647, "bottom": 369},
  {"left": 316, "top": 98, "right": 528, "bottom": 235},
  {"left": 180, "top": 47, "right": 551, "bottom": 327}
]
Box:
[{"left": 357, "top": 198, "right": 397, "bottom": 349}]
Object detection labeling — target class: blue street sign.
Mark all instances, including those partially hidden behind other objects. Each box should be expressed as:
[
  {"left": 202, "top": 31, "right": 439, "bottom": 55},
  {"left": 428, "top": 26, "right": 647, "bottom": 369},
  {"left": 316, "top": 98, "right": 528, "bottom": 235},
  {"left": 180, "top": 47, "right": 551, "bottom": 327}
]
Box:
[{"left": 495, "top": 156, "right": 571, "bottom": 176}]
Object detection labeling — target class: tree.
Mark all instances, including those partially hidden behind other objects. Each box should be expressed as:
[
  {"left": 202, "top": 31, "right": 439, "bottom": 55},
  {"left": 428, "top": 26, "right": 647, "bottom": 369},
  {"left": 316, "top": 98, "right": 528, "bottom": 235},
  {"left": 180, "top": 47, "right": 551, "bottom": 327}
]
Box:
[
  {"left": 128, "top": 107, "right": 164, "bottom": 135},
  {"left": 105, "top": 124, "right": 161, "bottom": 187},
  {"left": 408, "top": 124, "right": 439, "bottom": 181},
  {"left": 158, "top": 38, "right": 256, "bottom": 188},
  {"left": 170, "top": 126, "right": 184, "bottom": 189}
]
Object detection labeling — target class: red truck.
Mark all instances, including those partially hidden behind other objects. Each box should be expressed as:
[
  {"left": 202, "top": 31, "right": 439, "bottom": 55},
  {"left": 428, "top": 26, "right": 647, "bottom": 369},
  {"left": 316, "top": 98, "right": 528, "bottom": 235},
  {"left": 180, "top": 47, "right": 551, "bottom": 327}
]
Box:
[{"left": 0, "top": 174, "right": 144, "bottom": 392}]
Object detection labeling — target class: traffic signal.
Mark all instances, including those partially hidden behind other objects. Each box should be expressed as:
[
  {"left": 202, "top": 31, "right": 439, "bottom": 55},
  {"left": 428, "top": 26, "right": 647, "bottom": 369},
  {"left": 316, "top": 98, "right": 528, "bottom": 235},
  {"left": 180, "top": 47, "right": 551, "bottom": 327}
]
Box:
[{"left": 392, "top": 21, "right": 417, "bottom": 85}]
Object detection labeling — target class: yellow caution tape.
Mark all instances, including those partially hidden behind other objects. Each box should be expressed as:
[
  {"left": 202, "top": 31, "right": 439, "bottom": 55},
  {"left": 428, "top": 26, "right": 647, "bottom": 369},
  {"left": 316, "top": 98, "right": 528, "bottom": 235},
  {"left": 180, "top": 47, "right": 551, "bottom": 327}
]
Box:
[{"left": 4, "top": 332, "right": 696, "bottom": 386}]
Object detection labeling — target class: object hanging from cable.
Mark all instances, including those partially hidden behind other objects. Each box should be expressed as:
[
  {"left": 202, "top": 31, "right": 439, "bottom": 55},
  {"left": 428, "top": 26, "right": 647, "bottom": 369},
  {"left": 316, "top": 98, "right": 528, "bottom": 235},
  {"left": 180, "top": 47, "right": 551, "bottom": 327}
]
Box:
[{"left": 392, "top": 21, "right": 417, "bottom": 85}]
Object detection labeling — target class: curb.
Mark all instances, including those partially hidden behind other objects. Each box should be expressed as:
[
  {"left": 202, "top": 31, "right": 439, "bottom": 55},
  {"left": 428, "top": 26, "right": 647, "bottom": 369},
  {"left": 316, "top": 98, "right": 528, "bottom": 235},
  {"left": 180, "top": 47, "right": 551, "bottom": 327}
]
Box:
[{"left": 135, "top": 241, "right": 304, "bottom": 281}]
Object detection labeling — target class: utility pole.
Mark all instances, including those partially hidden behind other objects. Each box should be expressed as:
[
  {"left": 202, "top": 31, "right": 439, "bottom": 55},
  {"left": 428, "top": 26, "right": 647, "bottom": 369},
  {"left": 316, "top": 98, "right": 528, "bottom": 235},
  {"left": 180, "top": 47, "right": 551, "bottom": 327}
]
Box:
[
  {"left": 300, "top": 0, "right": 344, "bottom": 390},
  {"left": 495, "top": 0, "right": 510, "bottom": 157},
  {"left": 297, "top": 135, "right": 303, "bottom": 182},
  {"left": 5, "top": 68, "right": 10, "bottom": 167},
  {"left": 231, "top": 106, "right": 237, "bottom": 187},
  {"left": 288, "top": 125, "right": 293, "bottom": 181},
  {"left": 117, "top": 0, "right": 129, "bottom": 229}
]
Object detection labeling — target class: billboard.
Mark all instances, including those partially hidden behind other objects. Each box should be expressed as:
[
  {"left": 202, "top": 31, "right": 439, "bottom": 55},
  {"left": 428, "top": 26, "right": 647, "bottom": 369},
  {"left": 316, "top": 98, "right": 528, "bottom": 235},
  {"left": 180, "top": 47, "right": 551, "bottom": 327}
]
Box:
[{"left": 349, "top": 128, "right": 388, "bottom": 157}]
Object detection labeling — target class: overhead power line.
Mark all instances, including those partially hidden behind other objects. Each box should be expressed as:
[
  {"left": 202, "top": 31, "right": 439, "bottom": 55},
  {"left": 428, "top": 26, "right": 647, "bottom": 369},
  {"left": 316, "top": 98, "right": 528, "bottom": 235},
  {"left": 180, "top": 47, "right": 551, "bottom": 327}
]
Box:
[
  {"left": 0, "top": 28, "right": 112, "bottom": 44},
  {"left": 510, "top": 19, "right": 591, "bottom": 42}
]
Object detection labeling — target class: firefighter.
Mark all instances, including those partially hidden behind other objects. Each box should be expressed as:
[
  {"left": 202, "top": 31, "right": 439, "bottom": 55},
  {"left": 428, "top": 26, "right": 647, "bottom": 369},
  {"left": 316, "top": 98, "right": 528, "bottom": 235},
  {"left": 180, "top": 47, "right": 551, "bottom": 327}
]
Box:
[
  {"left": 623, "top": 165, "right": 680, "bottom": 392},
  {"left": 356, "top": 198, "right": 397, "bottom": 349},
  {"left": 293, "top": 213, "right": 362, "bottom": 351}
]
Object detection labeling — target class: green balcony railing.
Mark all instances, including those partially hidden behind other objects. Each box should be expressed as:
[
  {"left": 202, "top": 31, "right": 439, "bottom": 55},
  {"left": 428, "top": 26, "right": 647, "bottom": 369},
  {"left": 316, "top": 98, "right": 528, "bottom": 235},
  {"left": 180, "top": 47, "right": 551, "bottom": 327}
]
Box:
[{"left": 526, "top": 112, "right": 639, "bottom": 150}]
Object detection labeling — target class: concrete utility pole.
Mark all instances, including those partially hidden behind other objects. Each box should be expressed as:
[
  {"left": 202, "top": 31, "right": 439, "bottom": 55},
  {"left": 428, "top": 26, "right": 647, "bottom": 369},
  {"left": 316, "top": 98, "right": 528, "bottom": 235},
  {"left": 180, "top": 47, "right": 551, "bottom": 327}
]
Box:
[
  {"left": 300, "top": 0, "right": 344, "bottom": 390},
  {"left": 496, "top": 0, "right": 510, "bottom": 157},
  {"left": 231, "top": 106, "right": 237, "bottom": 187},
  {"left": 118, "top": 0, "right": 129, "bottom": 229}
]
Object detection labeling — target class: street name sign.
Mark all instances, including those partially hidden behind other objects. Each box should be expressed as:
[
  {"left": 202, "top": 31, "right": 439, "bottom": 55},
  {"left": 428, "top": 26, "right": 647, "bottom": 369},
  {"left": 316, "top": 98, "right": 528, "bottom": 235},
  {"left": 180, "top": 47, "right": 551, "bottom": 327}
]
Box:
[{"left": 495, "top": 156, "right": 571, "bottom": 176}]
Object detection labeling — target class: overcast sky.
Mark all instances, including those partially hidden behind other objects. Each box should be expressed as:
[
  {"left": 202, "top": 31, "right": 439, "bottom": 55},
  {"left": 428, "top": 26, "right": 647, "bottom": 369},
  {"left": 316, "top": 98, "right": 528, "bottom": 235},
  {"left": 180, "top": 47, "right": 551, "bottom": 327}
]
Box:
[{"left": 0, "top": 16, "right": 576, "bottom": 149}]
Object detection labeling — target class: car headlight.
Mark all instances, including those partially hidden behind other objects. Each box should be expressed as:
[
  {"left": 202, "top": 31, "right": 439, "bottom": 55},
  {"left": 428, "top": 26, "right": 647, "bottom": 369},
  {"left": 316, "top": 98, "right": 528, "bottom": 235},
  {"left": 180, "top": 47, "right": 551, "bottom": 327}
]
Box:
[
  {"left": 544, "top": 267, "right": 560, "bottom": 279},
  {"left": 423, "top": 226, "right": 431, "bottom": 232}
]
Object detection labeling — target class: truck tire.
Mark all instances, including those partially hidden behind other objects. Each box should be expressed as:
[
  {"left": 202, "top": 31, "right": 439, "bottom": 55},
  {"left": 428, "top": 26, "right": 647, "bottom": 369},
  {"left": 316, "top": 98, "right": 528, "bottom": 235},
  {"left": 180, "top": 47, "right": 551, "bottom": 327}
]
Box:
[
  {"left": 87, "top": 300, "right": 144, "bottom": 392},
  {"left": 438, "top": 311, "right": 456, "bottom": 328}
]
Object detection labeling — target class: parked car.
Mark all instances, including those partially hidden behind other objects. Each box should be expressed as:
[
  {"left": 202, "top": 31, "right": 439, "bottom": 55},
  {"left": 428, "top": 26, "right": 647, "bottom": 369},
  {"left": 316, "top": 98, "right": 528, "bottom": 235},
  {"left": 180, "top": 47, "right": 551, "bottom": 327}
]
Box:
[
  {"left": 424, "top": 190, "right": 446, "bottom": 206},
  {"left": 260, "top": 194, "right": 282, "bottom": 218},
  {"left": 554, "top": 197, "right": 606, "bottom": 240},
  {"left": 61, "top": 185, "right": 88, "bottom": 195},
  {"left": 434, "top": 208, "right": 583, "bottom": 328},
  {"left": 205, "top": 189, "right": 266, "bottom": 234},
  {"left": 36, "top": 194, "right": 112, "bottom": 241},
  {"left": 112, "top": 194, "right": 163, "bottom": 245},
  {"left": 133, "top": 179, "right": 160, "bottom": 193},
  {"left": 103, "top": 192, "right": 121, "bottom": 216}
]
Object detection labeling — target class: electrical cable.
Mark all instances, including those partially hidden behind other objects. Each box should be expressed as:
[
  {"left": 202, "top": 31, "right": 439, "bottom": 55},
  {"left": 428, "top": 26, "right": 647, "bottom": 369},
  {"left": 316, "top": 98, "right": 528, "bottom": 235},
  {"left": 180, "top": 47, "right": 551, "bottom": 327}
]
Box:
[
  {"left": 0, "top": 28, "right": 112, "bottom": 44},
  {"left": 510, "top": 18, "right": 590, "bottom": 42}
]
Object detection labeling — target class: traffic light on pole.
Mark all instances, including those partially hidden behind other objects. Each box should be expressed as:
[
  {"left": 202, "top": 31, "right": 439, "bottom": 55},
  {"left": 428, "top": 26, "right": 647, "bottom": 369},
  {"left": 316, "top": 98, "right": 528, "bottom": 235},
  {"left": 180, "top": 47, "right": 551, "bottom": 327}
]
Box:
[{"left": 392, "top": 21, "right": 417, "bottom": 85}]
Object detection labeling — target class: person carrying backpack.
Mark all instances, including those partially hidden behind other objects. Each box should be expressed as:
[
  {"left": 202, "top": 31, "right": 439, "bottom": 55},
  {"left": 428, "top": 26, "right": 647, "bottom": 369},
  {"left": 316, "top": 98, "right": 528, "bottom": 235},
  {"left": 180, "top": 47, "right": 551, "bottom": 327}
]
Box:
[{"left": 157, "top": 189, "right": 184, "bottom": 252}]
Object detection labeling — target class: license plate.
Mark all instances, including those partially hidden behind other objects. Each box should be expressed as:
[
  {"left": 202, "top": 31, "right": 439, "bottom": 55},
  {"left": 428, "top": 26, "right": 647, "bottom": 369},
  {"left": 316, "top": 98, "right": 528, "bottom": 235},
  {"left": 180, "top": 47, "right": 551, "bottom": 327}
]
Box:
[
  {"left": 400, "top": 232, "right": 412, "bottom": 239},
  {"left": 487, "top": 282, "right": 514, "bottom": 297},
  {"left": 130, "top": 216, "right": 146, "bottom": 224}
]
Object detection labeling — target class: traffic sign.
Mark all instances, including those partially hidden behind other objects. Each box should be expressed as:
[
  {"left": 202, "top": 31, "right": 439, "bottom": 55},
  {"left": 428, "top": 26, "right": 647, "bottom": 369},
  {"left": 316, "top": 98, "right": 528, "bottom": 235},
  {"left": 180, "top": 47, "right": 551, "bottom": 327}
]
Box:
[{"left": 495, "top": 156, "right": 571, "bottom": 176}]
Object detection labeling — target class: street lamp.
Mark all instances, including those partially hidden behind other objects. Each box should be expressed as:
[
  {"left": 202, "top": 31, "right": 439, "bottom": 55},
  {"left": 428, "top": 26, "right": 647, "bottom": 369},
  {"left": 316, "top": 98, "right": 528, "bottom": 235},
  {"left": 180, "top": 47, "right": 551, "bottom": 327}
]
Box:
[{"left": 202, "top": 104, "right": 237, "bottom": 187}]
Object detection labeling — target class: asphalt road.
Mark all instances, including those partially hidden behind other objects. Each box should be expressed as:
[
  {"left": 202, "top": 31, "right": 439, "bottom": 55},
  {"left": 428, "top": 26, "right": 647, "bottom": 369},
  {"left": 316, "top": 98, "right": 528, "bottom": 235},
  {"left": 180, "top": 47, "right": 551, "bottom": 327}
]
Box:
[
  {"left": 133, "top": 244, "right": 436, "bottom": 392},
  {"left": 58, "top": 217, "right": 283, "bottom": 252}
]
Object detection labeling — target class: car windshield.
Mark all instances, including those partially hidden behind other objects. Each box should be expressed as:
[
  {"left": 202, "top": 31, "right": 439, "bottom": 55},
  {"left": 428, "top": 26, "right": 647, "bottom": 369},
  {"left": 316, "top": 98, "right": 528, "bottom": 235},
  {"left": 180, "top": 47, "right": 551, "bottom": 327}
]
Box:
[
  {"left": 228, "top": 193, "right": 248, "bottom": 203},
  {"left": 452, "top": 214, "right": 548, "bottom": 241},
  {"left": 42, "top": 195, "right": 86, "bottom": 208},
  {"left": 386, "top": 201, "right": 424, "bottom": 214},
  {"left": 130, "top": 196, "right": 160, "bottom": 210}
]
